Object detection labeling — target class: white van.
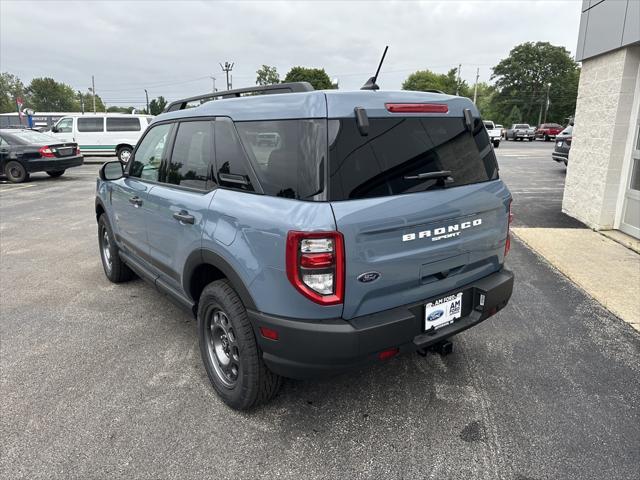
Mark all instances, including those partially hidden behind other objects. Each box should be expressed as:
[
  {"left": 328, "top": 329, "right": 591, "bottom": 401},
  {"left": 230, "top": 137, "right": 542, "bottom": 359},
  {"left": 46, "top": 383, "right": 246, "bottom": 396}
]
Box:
[{"left": 50, "top": 114, "right": 153, "bottom": 163}]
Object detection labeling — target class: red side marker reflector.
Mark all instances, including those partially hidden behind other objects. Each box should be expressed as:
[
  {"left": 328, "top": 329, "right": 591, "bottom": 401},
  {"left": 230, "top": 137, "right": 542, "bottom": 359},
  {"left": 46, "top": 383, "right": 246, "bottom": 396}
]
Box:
[
  {"left": 378, "top": 347, "right": 399, "bottom": 361},
  {"left": 259, "top": 326, "right": 279, "bottom": 341},
  {"left": 385, "top": 103, "right": 449, "bottom": 114}
]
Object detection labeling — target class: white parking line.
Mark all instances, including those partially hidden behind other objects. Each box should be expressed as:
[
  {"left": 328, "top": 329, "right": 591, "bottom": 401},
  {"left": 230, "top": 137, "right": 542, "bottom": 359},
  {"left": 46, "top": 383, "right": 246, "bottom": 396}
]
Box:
[{"left": 0, "top": 183, "right": 36, "bottom": 192}]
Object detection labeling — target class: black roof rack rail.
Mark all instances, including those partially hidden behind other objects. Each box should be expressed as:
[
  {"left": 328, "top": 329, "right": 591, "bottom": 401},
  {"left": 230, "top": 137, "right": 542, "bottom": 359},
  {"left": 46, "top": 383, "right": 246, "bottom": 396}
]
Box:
[{"left": 164, "top": 82, "right": 314, "bottom": 113}]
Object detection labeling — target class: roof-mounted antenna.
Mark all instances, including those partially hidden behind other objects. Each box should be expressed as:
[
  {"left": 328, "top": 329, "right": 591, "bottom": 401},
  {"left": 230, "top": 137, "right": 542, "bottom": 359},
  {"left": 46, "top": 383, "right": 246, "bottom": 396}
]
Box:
[{"left": 361, "top": 46, "right": 388, "bottom": 91}]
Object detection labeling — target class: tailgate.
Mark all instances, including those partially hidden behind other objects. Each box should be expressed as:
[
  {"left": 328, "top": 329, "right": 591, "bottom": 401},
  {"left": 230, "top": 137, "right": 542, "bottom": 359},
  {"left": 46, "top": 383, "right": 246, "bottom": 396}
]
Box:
[{"left": 332, "top": 181, "right": 510, "bottom": 319}]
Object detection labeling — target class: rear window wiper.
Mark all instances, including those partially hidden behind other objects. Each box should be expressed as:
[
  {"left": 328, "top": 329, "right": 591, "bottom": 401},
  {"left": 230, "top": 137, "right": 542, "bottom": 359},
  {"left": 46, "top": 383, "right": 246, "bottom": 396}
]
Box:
[{"left": 403, "top": 170, "right": 453, "bottom": 182}]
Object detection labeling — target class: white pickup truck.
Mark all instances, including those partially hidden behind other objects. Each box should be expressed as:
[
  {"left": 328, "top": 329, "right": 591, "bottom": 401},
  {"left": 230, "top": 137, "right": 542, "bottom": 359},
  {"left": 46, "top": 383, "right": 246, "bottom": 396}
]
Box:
[{"left": 483, "top": 120, "right": 501, "bottom": 148}]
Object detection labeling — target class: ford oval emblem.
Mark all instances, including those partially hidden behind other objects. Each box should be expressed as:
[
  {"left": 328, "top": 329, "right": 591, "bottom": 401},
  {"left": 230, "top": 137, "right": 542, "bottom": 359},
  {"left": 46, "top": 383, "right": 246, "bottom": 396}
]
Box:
[
  {"left": 427, "top": 310, "right": 445, "bottom": 322},
  {"left": 357, "top": 271, "right": 381, "bottom": 283}
]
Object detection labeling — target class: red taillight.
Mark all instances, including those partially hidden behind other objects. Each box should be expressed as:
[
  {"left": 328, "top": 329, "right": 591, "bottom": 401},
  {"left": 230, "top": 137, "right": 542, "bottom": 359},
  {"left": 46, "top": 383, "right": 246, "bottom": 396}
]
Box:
[
  {"left": 385, "top": 103, "right": 449, "bottom": 114},
  {"left": 39, "top": 146, "right": 55, "bottom": 158},
  {"left": 565, "top": 136, "right": 572, "bottom": 146},
  {"left": 75, "top": 146, "right": 81, "bottom": 155},
  {"left": 300, "top": 252, "right": 334, "bottom": 268},
  {"left": 378, "top": 347, "right": 399, "bottom": 361},
  {"left": 286, "top": 231, "right": 344, "bottom": 305},
  {"left": 505, "top": 200, "right": 513, "bottom": 258},
  {"left": 259, "top": 326, "right": 279, "bottom": 341}
]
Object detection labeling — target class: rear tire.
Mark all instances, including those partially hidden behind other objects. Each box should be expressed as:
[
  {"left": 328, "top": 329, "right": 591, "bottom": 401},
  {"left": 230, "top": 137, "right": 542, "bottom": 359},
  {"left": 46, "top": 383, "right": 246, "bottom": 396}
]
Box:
[
  {"left": 98, "top": 214, "right": 135, "bottom": 283},
  {"left": 116, "top": 146, "right": 133, "bottom": 165},
  {"left": 493, "top": 140, "right": 500, "bottom": 148},
  {"left": 544, "top": 135, "right": 550, "bottom": 141},
  {"left": 197, "top": 279, "right": 281, "bottom": 410},
  {"left": 4, "top": 161, "right": 28, "bottom": 183},
  {"left": 46, "top": 170, "right": 65, "bottom": 178},
  {"left": 528, "top": 138, "right": 534, "bottom": 142}
]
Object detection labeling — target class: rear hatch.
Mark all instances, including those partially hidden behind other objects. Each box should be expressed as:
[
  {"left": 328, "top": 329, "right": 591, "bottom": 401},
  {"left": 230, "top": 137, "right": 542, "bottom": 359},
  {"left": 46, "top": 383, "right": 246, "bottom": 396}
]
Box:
[{"left": 326, "top": 96, "right": 510, "bottom": 319}]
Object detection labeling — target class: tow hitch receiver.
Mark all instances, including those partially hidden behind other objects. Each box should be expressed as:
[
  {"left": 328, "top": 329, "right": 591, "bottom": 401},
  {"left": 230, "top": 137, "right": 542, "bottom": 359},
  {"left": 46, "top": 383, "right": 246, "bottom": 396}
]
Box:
[{"left": 417, "top": 339, "right": 454, "bottom": 357}]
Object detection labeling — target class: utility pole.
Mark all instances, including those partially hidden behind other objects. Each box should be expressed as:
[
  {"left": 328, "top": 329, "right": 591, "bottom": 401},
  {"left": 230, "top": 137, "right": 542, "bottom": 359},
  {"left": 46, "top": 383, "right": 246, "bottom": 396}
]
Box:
[
  {"left": 456, "top": 63, "right": 462, "bottom": 96},
  {"left": 220, "top": 62, "right": 234, "bottom": 90},
  {"left": 210, "top": 76, "right": 217, "bottom": 92},
  {"left": 543, "top": 82, "right": 551, "bottom": 124},
  {"left": 473, "top": 67, "right": 480, "bottom": 104},
  {"left": 144, "top": 89, "right": 149, "bottom": 113},
  {"left": 91, "top": 75, "right": 96, "bottom": 113}
]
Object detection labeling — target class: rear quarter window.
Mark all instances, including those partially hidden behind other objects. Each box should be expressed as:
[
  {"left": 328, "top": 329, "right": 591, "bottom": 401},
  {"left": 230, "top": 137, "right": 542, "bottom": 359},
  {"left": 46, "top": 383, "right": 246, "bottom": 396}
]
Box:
[
  {"left": 236, "top": 119, "right": 326, "bottom": 199},
  {"left": 327, "top": 117, "right": 498, "bottom": 200}
]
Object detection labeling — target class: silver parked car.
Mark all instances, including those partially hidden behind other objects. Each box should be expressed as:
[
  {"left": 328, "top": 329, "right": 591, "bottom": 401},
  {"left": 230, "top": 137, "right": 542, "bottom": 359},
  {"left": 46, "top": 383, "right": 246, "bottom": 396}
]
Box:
[{"left": 505, "top": 124, "right": 535, "bottom": 141}]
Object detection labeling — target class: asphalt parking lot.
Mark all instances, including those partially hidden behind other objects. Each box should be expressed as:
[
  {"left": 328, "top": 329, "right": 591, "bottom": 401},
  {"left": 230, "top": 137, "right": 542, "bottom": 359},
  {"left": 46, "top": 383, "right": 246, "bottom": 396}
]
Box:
[{"left": 1, "top": 143, "right": 639, "bottom": 479}]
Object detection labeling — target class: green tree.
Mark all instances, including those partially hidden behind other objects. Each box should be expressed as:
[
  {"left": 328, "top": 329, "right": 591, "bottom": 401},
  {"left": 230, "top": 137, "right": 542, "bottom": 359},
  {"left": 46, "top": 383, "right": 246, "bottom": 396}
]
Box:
[
  {"left": 402, "top": 68, "right": 469, "bottom": 96},
  {"left": 505, "top": 105, "right": 522, "bottom": 127},
  {"left": 77, "top": 91, "right": 105, "bottom": 113},
  {"left": 0, "top": 72, "right": 26, "bottom": 113},
  {"left": 474, "top": 82, "right": 499, "bottom": 120},
  {"left": 148, "top": 96, "right": 167, "bottom": 115},
  {"left": 256, "top": 65, "right": 280, "bottom": 86},
  {"left": 491, "top": 42, "right": 579, "bottom": 126},
  {"left": 284, "top": 67, "right": 335, "bottom": 90},
  {"left": 26, "top": 77, "right": 79, "bottom": 111}
]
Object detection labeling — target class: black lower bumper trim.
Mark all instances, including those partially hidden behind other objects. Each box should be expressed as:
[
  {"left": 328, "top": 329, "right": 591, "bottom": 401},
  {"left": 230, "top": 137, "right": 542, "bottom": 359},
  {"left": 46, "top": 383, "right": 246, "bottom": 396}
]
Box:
[
  {"left": 25, "top": 156, "right": 84, "bottom": 173},
  {"left": 249, "top": 269, "right": 514, "bottom": 379}
]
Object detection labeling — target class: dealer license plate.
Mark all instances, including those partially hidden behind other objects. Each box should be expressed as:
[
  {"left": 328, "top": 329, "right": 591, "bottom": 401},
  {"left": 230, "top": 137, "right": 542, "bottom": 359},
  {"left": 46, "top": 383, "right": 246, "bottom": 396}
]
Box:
[{"left": 424, "top": 292, "right": 463, "bottom": 331}]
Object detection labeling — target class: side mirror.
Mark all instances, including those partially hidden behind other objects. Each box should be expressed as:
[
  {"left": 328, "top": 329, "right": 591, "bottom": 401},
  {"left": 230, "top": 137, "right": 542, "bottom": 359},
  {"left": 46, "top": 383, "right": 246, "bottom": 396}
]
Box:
[
  {"left": 51, "top": 126, "right": 58, "bottom": 133},
  {"left": 99, "top": 160, "right": 124, "bottom": 181}
]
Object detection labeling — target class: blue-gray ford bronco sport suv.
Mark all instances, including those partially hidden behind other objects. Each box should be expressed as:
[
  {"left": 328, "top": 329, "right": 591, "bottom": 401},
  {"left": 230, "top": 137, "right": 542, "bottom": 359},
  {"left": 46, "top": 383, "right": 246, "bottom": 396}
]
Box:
[{"left": 95, "top": 82, "right": 514, "bottom": 410}]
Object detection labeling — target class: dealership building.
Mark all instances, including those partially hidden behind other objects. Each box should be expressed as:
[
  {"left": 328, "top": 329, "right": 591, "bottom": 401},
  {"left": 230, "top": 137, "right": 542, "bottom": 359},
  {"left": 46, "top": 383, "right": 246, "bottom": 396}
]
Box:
[{"left": 563, "top": 0, "right": 640, "bottom": 239}]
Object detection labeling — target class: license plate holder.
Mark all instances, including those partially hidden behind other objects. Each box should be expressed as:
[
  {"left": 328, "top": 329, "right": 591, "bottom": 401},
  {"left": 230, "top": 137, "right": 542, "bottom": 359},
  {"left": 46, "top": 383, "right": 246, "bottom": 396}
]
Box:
[{"left": 424, "top": 292, "right": 463, "bottom": 331}]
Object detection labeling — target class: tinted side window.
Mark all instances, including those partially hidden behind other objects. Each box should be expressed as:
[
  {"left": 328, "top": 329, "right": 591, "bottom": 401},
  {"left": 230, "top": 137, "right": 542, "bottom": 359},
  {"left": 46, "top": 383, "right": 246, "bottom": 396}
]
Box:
[
  {"left": 129, "top": 123, "right": 172, "bottom": 181},
  {"left": 236, "top": 119, "right": 326, "bottom": 199},
  {"left": 214, "top": 117, "right": 254, "bottom": 191},
  {"left": 77, "top": 117, "right": 104, "bottom": 132},
  {"left": 106, "top": 117, "right": 141, "bottom": 132},
  {"left": 165, "top": 120, "right": 213, "bottom": 190}
]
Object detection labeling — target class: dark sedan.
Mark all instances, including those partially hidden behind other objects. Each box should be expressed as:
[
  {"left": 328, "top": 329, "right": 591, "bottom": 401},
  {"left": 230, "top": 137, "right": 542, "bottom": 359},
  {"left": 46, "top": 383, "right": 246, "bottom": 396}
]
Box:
[
  {"left": 0, "top": 129, "right": 83, "bottom": 183},
  {"left": 552, "top": 125, "right": 573, "bottom": 166}
]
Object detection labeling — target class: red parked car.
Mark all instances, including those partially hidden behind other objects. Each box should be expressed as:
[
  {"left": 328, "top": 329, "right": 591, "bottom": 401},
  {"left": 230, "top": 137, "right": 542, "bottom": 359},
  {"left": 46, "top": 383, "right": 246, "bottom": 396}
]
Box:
[{"left": 535, "top": 123, "right": 563, "bottom": 141}]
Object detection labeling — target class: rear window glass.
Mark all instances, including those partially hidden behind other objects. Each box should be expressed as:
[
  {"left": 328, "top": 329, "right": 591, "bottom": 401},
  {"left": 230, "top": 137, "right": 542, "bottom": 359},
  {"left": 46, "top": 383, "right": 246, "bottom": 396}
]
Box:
[
  {"left": 78, "top": 117, "right": 104, "bottom": 132},
  {"left": 2, "top": 130, "right": 59, "bottom": 144},
  {"left": 327, "top": 117, "right": 498, "bottom": 200},
  {"left": 515, "top": 124, "right": 530, "bottom": 129},
  {"left": 483, "top": 121, "right": 495, "bottom": 129},
  {"left": 236, "top": 119, "right": 326, "bottom": 199},
  {"left": 560, "top": 125, "right": 573, "bottom": 135},
  {"left": 106, "top": 117, "right": 141, "bottom": 132}
]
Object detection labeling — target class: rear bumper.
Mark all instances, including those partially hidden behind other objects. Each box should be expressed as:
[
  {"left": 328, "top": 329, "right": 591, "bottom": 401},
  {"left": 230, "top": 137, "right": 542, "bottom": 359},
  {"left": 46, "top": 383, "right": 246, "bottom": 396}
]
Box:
[
  {"left": 249, "top": 268, "right": 514, "bottom": 379},
  {"left": 552, "top": 151, "right": 568, "bottom": 162},
  {"left": 25, "top": 156, "right": 84, "bottom": 172}
]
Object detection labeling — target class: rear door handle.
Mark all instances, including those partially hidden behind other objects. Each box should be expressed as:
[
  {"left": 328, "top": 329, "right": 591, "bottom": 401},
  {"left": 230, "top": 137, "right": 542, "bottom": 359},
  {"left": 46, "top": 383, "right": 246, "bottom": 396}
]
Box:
[
  {"left": 173, "top": 210, "right": 195, "bottom": 224},
  {"left": 129, "top": 196, "right": 143, "bottom": 207}
]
